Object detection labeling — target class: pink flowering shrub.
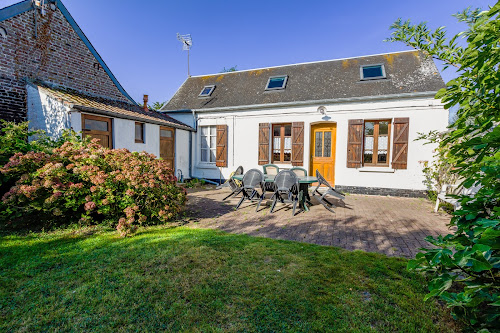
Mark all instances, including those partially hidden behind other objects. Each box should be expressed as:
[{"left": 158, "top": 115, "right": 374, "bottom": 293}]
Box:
[{"left": 1, "top": 138, "right": 186, "bottom": 235}]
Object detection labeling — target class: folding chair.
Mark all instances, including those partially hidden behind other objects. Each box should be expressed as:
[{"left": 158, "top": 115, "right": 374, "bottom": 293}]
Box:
[
  {"left": 311, "top": 170, "right": 345, "bottom": 213},
  {"left": 236, "top": 169, "right": 266, "bottom": 212},
  {"left": 221, "top": 166, "right": 244, "bottom": 201},
  {"left": 270, "top": 170, "right": 300, "bottom": 216}
]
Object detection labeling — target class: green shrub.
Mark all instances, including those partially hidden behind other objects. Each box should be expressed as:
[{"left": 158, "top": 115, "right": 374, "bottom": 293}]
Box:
[{"left": 1, "top": 137, "right": 187, "bottom": 235}]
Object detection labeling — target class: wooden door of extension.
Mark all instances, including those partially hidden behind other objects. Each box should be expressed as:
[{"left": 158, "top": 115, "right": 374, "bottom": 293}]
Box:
[
  {"left": 81, "top": 114, "right": 112, "bottom": 148},
  {"left": 160, "top": 127, "right": 175, "bottom": 169},
  {"left": 310, "top": 123, "right": 337, "bottom": 185}
]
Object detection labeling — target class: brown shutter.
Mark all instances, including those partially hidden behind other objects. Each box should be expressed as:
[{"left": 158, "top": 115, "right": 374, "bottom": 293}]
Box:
[
  {"left": 392, "top": 117, "right": 409, "bottom": 169},
  {"left": 291, "top": 122, "right": 304, "bottom": 166},
  {"left": 347, "top": 119, "right": 364, "bottom": 168},
  {"left": 216, "top": 125, "right": 228, "bottom": 167},
  {"left": 258, "top": 123, "right": 270, "bottom": 165}
]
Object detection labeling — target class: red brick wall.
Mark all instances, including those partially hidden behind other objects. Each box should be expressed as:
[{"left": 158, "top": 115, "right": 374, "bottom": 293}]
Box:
[{"left": 0, "top": 4, "right": 131, "bottom": 123}]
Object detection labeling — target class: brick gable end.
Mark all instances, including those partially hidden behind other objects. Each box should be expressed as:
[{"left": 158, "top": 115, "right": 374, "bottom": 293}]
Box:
[{"left": 0, "top": 4, "right": 131, "bottom": 123}]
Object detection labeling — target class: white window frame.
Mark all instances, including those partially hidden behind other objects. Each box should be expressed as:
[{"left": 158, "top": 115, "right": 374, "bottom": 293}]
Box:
[
  {"left": 200, "top": 125, "right": 217, "bottom": 164},
  {"left": 265, "top": 75, "right": 288, "bottom": 91},
  {"left": 360, "top": 64, "right": 386, "bottom": 80},
  {"left": 199, "top": 85, "right": 215, "bottom": 97}
]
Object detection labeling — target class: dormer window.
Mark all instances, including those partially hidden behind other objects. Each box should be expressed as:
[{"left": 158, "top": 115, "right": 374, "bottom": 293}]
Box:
[
  {"left": 199, "top": 85, "right": 215, "bottom": 97},
  {"left": 265, "top": 76, "right": 288, "bottom": 90},
  {"left": 360, "top": 64, "right": 386, "bottom": 80}
]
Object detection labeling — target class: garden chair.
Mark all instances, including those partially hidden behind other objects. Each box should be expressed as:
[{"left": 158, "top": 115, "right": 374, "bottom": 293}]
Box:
[
  {"left": 311, "top": 170, "right": 345, "bottom": 213},
  {"left": 236, "top": 168, "right": 266, "bottom": 212},
  {"left": 221, "top": 166, "right": 244, "bottom": 201},
  {"left": 262, "top": 164, "right": 280, "bottom": 192},
  {"left": 270, "top": 170, "right": 300, "bottom": 216},
  {"left": 434, "top": 183, "right": 480, "bottom": 212},
  {"left": 290, "top": 167, "right": 307, "bottom": 177}
]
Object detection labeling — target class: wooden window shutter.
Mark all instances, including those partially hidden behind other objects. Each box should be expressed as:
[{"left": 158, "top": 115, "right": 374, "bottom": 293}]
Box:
[
  {"left": 216, "top": 125, "right": 228, "bottom": 167},
  {"left": 291, "top": 122, "right": 304, "bottom": 166},
  {"left": 258, "top": 123, "right": 270, "bottom": 165},
  {"left": 346, "top": 119, "right": 364, "bottom": 168},
  {"left": 392, "top": 117, "right": 409, "bottom": 169}
]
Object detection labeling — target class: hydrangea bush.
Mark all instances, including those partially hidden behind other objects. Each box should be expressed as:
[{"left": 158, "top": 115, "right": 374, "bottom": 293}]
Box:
[{"left": 1, "top": 137, "right": 186, "bottom": 235}]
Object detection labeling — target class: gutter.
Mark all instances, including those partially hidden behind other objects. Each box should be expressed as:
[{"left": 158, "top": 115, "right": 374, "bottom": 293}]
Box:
[
  {"left": 162, "top": 91, "right": 438, "bottom": 114},
  {"left": 72, "top": 105, "right": 194, "bottom": 131}
]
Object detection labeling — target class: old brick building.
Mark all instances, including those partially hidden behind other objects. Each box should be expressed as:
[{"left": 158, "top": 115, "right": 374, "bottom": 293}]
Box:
[{"left": 0, "top": 0, "right": 134, "bottom": 123}]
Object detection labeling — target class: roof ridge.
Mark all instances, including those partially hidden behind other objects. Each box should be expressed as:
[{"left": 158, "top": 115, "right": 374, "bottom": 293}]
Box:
[{"left": 189, "top": 49, "right": 420, "bottom": 78}]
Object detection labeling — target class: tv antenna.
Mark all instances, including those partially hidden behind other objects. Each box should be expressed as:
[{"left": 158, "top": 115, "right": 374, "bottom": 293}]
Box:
[{"left": 177, "top": 33, "right": 192, "bottom": 77}]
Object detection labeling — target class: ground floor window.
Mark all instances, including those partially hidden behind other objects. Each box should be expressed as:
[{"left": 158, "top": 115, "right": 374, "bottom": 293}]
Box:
[
  {"left": 363, "top": 120, "right": 391, "bottom": 166},
  {"left": 272, "top": 123, "right": 292, "bottom": 163},
  {"left": 200, "top": 126, "right": 216, "bottom": 163},
  {"left": 135, "top": 122, "right": 144, "bottom": 143}
]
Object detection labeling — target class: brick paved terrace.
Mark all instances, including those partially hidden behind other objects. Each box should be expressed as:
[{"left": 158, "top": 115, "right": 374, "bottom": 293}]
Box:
[{"left": 183, "top": 187, "right": 454, "bottom": 258}]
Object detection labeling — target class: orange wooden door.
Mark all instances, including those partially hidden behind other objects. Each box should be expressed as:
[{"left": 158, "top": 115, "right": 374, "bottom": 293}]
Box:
[
  {"left": 310, "top": 123, "right": 336, "bottom": 185},
  {"left": 81, "top": 114, "right": 112, "bottom": 148},
  {"left": 160, "top": 127, "right": 175, "bottom": 169}
]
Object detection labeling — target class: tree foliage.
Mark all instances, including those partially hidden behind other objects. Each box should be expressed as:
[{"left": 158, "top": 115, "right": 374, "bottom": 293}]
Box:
[
  {"left": 220, "top": 65, "right": 238, "bottom": 73},
  {"left": 388, "top": 3, "right": 499, "bottom": 330}
]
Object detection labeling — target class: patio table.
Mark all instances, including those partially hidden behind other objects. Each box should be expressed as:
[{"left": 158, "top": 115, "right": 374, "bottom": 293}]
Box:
[{"left": 232, "top": 174, "right": 317, "bottom": 212}]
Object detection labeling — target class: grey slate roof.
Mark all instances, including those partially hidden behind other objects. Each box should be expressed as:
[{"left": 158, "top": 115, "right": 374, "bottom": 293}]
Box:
[{"left": 162, "top": 50, "right": 445, "bottom": 112}]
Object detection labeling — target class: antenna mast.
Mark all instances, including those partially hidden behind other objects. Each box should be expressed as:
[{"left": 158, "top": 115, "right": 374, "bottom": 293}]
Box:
[{"left": 177, "top": 33, "right": 192, "bottom": 77}]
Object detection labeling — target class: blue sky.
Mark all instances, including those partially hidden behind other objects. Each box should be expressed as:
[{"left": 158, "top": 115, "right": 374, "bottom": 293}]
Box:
[{"left": 3, "top": 0, "right": 496, "bottom": 104}]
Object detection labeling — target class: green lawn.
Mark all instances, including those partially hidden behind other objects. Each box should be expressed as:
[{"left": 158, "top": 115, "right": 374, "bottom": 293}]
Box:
[{"left": 0, "top": 226, "right": 459, "bottom": 332}]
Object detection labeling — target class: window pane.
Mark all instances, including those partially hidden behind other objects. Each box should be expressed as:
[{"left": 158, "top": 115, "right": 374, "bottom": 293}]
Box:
[
  {"left": 210, "top": 149, "right": 216, "bottom": 162},
  {"left": 201, "top": 136, "right": 209, "bottom": 149},
  {"left": 364, "top": 136, "right": 374, "bottom": 150},
  {"left": 200, "top": 86, "right": 214, "bottom": 96},
  {"left": 210, "top": 126, "right": 216, "bottom": 136},
  {"left": 324, "top": 131, "right": 331, "bottom": 158},
  {"left": 378, "top": 151, "right": 387, "bottom": 163},
  {"left": 201, "top": 127, "right": 208, "bottom": 135},
  {"left": 364, "top": 152, "right": 373, "bottom": 163},
  {"left": 379, "top": 121, "right": 389, "bottom": 135},
  {"left": 267, "top": 77, "right": 286, "bottom": 89},
  {"left": 378, "top": 136, "right": 388, "bottom": 150},
  {"left": 201, "top": 149, "right": 208, "bottom": 162},
  {"left": 85, "top": 119, "right": 108, "bottom": 131},
  {"left": 210, "top": 136, "right": 216, "bottom": 149},
  {"left": 135, "top": 123, "right": 143, "bottom": 141},
  {"left": 273, "top": 137, "right": 281, "bottom": 153},
  {"left": 273, "top": 152, "right": 281, "bottom": 161},
  {"left": 273, "top": 126, "right": 281, "bottom": 136},
  {"left": 160, "top": 129, "right": 172, "bottom": 138},
  {"left": 283, "top": 150, "right": 291, "bottom": 162},
  {"left": 364, "top": 122, "right": 374, "bottom": 135},
  {"left": 284, "top": 125, "right": 291, "bottom": 137},
  {"left": 315, "top": 132, "right": 323, "bottom": 157},
  {"left": 362, "top": 65, "right": 383, "bottom": 78},
  {"left": 284, "top": 137, "right": 292, "bottom": 150}
]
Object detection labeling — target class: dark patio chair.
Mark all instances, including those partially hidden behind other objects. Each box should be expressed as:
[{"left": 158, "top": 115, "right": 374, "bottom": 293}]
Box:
[
  {"left": 311, "top": 170, "right": 345, "bottom": 213},
  {"left": 270, "top": 170, "right": 300, "bottom": 216},
  {"left": 236, "top": 169, "right": 266, "bottom": 212},
  {"left": 221, "top": 166, "right": 244, "bottom": 201},
  {"left": 290, "top": 167, "right": 307, "bottom": 177},
  {"left": 262, "top": 164, "right": 279, "bottom": 192}
]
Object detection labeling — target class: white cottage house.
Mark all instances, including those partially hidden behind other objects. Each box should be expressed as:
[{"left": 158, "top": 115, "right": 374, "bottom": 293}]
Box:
[{"left": 162, "top": 50, "right": 448, "bottom": 197}]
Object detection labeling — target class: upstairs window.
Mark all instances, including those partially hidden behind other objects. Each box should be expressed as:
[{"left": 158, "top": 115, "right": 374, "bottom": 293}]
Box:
[
  {"left": 265, "top": 76, "right": 288, "bottom": 90},
  {"left": 199, "top": 85, "right": 215, "bottom": 97},
  {"left": 360, "top": 64, "right": 386, "bottom": 80}
]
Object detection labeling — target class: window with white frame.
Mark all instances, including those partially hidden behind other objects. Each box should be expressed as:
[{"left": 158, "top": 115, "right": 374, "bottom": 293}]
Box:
[{"left": 200, "top": 126, "right": 216, "bottom": 163}]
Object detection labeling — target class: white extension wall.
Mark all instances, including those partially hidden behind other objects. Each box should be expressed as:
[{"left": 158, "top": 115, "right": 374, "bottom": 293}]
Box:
[{"left": 189, "top": 96, "right": 448, "bottom": 190}]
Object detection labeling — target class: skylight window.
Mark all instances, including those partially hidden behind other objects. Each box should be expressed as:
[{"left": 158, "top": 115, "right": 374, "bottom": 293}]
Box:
[
  {"left": 199, "top": 85, "right": 215, "bottom": 97},
  {"left": 360, "top": 64, "right": 386, "bottom": 80},
  {"left": 265, "top": 76, "right": 288, "bottom": 90}
]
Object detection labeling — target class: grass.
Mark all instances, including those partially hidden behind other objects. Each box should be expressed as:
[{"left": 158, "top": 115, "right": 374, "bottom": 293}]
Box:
[{"left": 0, "top": 226, "right": 459, "bottom": 332}]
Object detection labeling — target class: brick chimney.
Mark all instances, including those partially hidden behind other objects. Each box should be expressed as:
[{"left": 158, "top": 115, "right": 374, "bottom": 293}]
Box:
[{"left": 143, "top": 94, "right": 149, "bottom": 112}]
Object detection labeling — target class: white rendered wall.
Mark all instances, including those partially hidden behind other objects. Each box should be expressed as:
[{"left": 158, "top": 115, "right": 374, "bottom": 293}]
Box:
[
  {"left": 27, "top": 85, "right": 71, "bottom": 138},
  {"left": 112, "top": 118, "right": 160, "bottom": 156},
  {"left": 175, "top": 129, "right": 190, "bottom": 181},
  {"left": 189, "top": 96, "right": 448, "bottom": 190}
]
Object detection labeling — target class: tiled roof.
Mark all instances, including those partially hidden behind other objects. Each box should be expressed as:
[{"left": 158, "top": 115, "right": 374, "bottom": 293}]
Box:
[
  {"left": 35, "top": 83, "right": 193, "bottom": 130},
  {"left": 163, "top": 50, "right": 445, "bottom": 111}
]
